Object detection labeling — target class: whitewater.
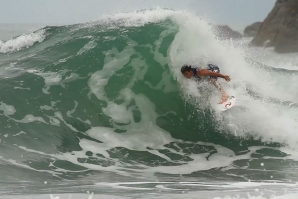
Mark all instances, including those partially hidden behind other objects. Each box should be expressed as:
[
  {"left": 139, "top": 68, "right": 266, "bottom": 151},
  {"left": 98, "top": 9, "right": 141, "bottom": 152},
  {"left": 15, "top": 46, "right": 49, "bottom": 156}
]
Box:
[{"left": 0, "top": 8, "right": 298, "bottom": 199}]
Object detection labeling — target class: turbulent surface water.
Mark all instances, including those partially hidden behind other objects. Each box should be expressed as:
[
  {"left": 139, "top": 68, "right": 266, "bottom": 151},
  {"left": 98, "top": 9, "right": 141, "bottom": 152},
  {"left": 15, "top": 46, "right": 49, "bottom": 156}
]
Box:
[{"left": 0, "top": 9, "right": 298, "bottom": 199}]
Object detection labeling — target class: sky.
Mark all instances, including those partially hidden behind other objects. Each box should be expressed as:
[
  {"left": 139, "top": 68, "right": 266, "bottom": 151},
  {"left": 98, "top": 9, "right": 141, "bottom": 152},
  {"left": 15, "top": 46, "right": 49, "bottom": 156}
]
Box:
[
  {"left": 1, "top": 0, "right": 275, "bottom": 25},
  {"left": 0, "top": 0, "right": 276, "bottom": 40}
]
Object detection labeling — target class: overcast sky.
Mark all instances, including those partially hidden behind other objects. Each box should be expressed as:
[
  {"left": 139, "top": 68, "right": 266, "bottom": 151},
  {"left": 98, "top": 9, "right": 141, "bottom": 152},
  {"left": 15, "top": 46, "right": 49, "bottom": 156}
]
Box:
[{"left": 1, "top": 0, "right": 275, "bottom": 28}]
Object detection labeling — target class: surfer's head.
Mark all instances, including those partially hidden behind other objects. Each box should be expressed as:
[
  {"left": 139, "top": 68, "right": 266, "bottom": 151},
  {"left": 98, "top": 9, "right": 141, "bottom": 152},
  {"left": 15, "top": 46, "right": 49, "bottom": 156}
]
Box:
[{"left": 181, "top": 65, "right": 193, "bottom": 79}]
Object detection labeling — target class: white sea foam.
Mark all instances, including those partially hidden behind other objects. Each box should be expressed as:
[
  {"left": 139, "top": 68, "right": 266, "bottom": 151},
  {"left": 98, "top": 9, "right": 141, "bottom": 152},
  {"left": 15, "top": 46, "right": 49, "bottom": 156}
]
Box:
[
  {"left": 0, "top": 102, "right": 16, "bottom": 115},
  {"left": 27, "top": 70, "right": 62, "bottom": 94},
  {"left": 0, "top": 29, "right": 45, "bottom": 53}
]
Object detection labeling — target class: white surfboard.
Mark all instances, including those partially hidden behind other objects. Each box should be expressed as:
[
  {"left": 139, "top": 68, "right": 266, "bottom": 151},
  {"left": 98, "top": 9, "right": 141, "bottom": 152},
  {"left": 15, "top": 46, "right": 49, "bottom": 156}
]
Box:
[{"left": 217, "top": 96, "right": 236, "bottom": 111}]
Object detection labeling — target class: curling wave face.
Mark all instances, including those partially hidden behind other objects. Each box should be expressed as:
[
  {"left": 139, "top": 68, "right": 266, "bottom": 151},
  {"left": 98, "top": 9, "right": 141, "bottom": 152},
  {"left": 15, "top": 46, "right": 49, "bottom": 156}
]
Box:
[{"left": 0, "top": 8, "right": 298, "bottom": 198}]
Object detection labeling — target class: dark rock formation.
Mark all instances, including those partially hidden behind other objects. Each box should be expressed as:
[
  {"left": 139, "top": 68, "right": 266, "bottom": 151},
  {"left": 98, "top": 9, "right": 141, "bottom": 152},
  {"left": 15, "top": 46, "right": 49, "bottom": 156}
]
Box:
[
  {"left": 244, "top": 22, "right": 262, "bottom": 37},
  {"left": 251, "top": 0, "right": 298, "bottom": 53},
  {"left": 213, "top": 25, "right": 243, "bottom": 40}
]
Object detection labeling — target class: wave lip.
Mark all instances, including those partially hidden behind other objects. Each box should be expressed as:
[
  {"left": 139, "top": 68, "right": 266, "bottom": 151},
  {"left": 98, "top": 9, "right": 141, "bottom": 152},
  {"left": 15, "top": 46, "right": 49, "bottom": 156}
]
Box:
[{"left": 0, "top": 29, "right": 45, "bottom": 53}]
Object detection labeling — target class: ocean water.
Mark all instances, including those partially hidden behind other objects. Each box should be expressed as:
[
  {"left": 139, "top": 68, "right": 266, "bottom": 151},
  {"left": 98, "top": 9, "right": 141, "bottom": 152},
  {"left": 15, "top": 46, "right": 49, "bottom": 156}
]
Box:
[{"left": 0, "top": 8, "right": 298, "bottom": 199}]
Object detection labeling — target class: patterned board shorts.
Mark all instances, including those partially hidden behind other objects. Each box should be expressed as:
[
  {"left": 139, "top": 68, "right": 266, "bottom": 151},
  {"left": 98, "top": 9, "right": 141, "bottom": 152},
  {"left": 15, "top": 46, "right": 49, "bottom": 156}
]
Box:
[{"left": 207, "top": 64, "right": 220, "bottom": 79}]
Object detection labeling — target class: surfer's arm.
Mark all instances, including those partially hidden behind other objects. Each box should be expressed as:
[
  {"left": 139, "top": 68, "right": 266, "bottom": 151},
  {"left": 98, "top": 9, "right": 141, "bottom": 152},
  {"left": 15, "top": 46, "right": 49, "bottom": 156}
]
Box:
[{"left": 198, "top": 69, "right": 230, "bottom": 82}]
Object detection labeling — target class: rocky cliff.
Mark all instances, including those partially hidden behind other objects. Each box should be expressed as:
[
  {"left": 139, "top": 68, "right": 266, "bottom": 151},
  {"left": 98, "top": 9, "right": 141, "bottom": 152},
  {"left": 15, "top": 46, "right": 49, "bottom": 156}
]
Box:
[
  {"left": 251, "top": 0, "right": 298, "bottom": 53},
  {"left": 244, "top": 22, "right": 262, "bottom": 37},
  {"left": 213, "top": 25, "right": 243, "bottom": 40}
]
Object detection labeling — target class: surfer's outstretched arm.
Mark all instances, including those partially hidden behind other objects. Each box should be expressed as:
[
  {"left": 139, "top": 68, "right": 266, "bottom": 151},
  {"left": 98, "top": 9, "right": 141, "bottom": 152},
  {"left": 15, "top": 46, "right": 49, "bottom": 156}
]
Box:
[{"left": 197, "top": 69, "right": 231, "bottom": 82}]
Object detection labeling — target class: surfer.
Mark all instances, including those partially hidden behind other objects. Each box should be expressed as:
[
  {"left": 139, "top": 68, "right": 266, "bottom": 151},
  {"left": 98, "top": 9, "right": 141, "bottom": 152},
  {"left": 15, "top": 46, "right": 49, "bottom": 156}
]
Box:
[{"left": 180, "top": 64, "right": 230, "bottom": 103}]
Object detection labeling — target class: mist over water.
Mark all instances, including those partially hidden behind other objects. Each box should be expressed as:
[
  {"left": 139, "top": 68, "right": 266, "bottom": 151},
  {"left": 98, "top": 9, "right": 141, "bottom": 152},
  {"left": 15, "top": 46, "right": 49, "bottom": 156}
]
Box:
[{"left": 0, "top": 8, "right": 298, "bottom": 199}]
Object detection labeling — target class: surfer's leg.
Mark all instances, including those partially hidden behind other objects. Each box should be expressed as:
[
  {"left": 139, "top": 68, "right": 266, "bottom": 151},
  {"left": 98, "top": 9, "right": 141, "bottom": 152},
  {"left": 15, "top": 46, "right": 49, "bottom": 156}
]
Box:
[
  {"left": 210, "top": 78, "right": 229, "bottom": 103},
  {"left": 209, "top": 66, "right": 229, "bottom": 103}
]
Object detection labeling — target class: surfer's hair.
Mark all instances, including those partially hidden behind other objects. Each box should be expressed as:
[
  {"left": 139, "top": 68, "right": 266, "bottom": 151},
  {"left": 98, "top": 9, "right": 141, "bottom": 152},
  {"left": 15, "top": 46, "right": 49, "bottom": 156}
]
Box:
[{"left": 181, "top": 65, "right": 192, "bottom": 73}]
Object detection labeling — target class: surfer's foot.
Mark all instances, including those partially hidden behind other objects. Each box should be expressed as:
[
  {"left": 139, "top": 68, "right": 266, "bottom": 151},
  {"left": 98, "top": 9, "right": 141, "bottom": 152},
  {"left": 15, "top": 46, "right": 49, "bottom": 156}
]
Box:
[{"left": 219, "top": 94, "right": 229, "bottom": 104}]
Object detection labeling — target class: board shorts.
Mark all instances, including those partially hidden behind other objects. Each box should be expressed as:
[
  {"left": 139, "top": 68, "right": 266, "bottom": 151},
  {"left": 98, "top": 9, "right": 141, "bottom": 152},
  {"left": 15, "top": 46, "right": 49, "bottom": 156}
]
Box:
[{"left": 207, "top": 64, "right": 220, "bottom": 80}]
